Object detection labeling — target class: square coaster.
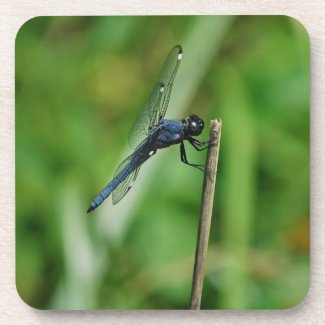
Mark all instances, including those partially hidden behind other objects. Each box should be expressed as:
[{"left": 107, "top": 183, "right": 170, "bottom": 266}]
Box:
[{"left": 16, "top": 16, "right": 309, "bottom": 310}]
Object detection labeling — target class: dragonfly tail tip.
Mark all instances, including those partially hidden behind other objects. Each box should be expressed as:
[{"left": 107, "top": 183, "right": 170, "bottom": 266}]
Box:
[{"left": 87, "top": 205, "right": 94, "bottom": 213}]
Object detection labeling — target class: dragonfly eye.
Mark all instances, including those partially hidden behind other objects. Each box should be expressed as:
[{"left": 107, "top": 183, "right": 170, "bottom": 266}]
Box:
[{"left": 187, "top": 115, "right": 204, "bottom": 136}]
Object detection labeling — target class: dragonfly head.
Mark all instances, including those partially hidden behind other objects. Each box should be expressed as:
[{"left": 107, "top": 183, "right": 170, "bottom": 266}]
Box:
[{"left": 184, "top": 115, "right": 205, "bottom": 136}]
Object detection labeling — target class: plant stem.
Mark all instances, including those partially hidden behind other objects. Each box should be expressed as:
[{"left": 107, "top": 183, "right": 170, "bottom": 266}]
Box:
[{"left": 190, "top": 119, "right": 222, "bottom": 310}]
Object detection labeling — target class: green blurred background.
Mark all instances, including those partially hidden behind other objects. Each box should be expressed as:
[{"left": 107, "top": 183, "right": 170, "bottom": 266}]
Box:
[{"left": 15, "top": 16, "right": 309, "bottom": 310}]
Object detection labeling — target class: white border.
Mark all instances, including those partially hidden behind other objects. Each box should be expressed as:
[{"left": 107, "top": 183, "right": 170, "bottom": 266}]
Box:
[{"left": 1, "top": 1, "right": 323, "bottom": 323}]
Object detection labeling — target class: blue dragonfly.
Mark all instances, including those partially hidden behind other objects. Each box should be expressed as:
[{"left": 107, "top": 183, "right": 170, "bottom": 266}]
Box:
[{"left": 87, "top": 45, "right": 209, "bottom": 213}]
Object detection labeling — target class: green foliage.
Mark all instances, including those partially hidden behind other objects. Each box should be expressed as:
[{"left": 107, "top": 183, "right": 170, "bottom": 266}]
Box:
[{"left": 16, "top": 16, "right": 309, "bottom": 309}]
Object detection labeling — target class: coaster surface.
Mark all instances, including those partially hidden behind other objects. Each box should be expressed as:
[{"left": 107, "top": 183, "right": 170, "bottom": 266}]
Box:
[{"left": 16, "top": 16, "right": 309, "bottom": 310}]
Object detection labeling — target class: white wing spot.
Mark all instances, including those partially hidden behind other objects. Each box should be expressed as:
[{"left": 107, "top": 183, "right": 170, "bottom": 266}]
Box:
[{"left": 149, "top": 150, "right": 155, "bottom": 156}]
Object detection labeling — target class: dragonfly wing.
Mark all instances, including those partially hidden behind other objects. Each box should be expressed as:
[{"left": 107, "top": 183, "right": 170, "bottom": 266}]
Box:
[
  {"left": 128, "top": 82, "right": 165, "bottom": 149},
  {"left": 128, "top": 45, "right": 182, "bottom": 149},
  {"left": 112, "top": 165, "right": 141, "bottom": 205},
  {"left": 111, "top": 147, "right": 144, "bottom": 205},
  {"left": 152, "top": 45, "right": 182, "bottom": 126}
]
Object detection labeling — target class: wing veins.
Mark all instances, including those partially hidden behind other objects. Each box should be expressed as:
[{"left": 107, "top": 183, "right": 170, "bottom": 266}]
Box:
[{"left": 128, "top": 45, "right": 182, "bottom": 149}]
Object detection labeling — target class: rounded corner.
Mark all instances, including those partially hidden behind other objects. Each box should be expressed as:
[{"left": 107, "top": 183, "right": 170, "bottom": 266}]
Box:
[
  {"left": 280, "top": 275, "right": 311, "bottom": 310},
  {"left": 15, "top": 16, "right": 45, "bottom": 45},
  {"left": 283, "top": 15, "right": 311, "bottom": 47},
  {"left": 16, "top": 277, "right": 46, "bottom": 310}
]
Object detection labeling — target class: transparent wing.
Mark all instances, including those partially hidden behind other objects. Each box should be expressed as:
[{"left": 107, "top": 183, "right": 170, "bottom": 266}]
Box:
[
  {"left": 128, "top": 45, "right": 182, "bottom": 149},
  {"left": 112, "top": 166, "right": 140, "bottom": 205},
  {"left": 152, "top": 45, "right": 182, "bottom": 126},
  {"left": 111, "top": 146, "right": 144, "bottom": 204},
  {"left": 128, "top": 82, "right": 165, "bottom": 149}
]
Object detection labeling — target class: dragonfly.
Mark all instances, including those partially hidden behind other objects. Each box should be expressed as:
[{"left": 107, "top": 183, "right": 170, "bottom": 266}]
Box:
[{"left": 87, "top": 45, "right": 209, "bottom": 213}]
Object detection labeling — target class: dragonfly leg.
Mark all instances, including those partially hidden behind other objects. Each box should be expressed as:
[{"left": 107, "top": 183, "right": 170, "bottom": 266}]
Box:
[
  {"left": 187, "top": 137, "right": 210, "bottom": 151},
  {"left": 180, "top": 142, "right": 205, "bottom": 172}
]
